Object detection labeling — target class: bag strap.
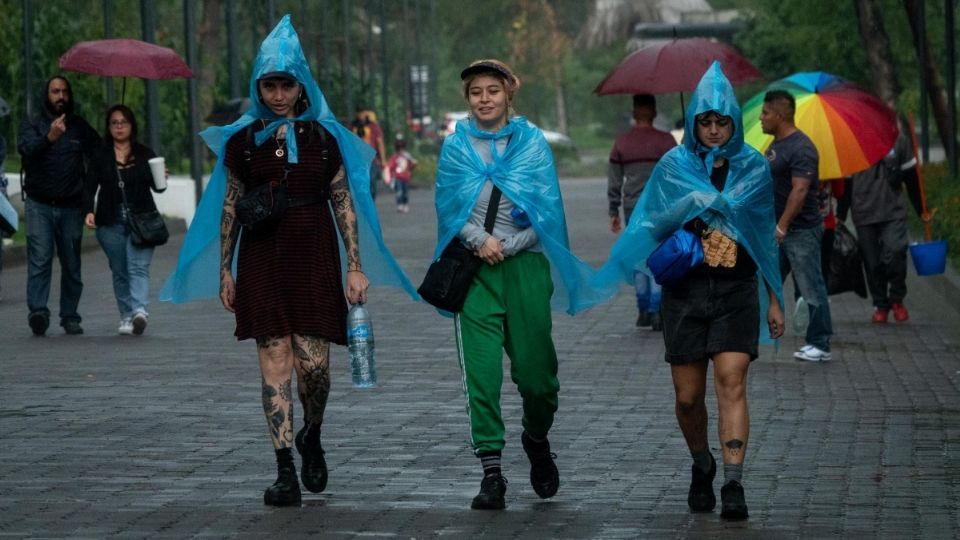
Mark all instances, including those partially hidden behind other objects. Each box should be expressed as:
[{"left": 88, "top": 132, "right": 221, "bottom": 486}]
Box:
[
  {"left": 483, "top": 186, "right": 502, "bottom": 234},
  {"left": 115, "top": 165, "right": 132, "bottom": 213}
]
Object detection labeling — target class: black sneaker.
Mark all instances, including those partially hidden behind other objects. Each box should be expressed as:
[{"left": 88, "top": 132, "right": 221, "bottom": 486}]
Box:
[
  {"left": 264, "top": 465, "right": 302, "bottom": 507},
  {"left": 295, "top": 424, "right": 328, "bottom": 493},
  {"left": 720, "top": 480, "right": 749, "bottom": 520},
  {"left": 650, "top": 312, "right": 663, "bottom": 332},
  {"left": 62, "top": 320, "right": 83, "bottom": 335},
  {"left": 521, "top": 431, "right": 559, "bottom": 499},
  {"left": 687, "top": 453, "right": 716, "bottom": 512},
  {"left": 29, "top": 311, "right": 49, "bottom": 336},
  {"left": 471, "top": 473, "right": 507, "bottom": 510},
  {"left": 636, "top": 311, "right": 651, "bottom": 327}
]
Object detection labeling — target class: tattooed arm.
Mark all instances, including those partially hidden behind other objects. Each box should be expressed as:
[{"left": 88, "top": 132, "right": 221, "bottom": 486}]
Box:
[
  {"left": 219, "top": 168, "right": 243, "bottom": 312},
  {"left": 329, "top": 165, "right": 369, "bottom": 304}
]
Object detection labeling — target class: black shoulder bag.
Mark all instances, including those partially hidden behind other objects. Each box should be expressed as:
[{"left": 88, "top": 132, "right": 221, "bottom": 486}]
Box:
[
  {"left": 117, "top": 165, "right": 169, "bottom": 247},
  {"left": 418, "top": 186, "right": 502, "bottom": 312}
]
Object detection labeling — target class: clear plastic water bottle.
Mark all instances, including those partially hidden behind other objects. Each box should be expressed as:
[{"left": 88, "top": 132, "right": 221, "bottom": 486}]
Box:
[{"left": 346, "top": 303, "right": 377, "bottom": 388}]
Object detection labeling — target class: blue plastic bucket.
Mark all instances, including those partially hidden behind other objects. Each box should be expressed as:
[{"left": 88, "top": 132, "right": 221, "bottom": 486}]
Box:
[{"left": 909, "top": 240, "right": 948, "bottom": 276}]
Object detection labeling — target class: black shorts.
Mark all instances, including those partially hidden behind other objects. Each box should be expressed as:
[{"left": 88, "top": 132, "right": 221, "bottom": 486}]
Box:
[{"left": 660, "top": 273, "right": 760, "bottom": 364}]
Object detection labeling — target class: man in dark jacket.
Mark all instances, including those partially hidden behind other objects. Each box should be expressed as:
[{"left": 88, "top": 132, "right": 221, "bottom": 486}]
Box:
[
  {"left": 838, "top": 118, "right": 926, "bottom": 324},
  {"left": 17, "top": 75, "right": 100, "bottom": 335}
]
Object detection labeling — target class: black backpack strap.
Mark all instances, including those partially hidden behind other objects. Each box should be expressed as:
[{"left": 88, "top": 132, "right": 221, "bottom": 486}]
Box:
[
  {"left": 483, "top": 186, "right": 502, "bottom": 234},
  {"left": 241, "top": 120, "right": 262, "bottom": 181}
]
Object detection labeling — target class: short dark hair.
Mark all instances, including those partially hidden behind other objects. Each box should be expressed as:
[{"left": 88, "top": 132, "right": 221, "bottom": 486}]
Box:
[
  {"left": 632, "top": 94, "right": 656, "bottom": 109},
  {"left": 764, "top": 90, "right": 795, "bottom": 114}
]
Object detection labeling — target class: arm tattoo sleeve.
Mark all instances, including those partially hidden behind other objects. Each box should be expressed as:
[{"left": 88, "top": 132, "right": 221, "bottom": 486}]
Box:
[
  {"left": 221, "top": 168, "right": 243, "bottom": 274},
  {"left": 329, "top": 165, "right": 361, "bottom": 271}
]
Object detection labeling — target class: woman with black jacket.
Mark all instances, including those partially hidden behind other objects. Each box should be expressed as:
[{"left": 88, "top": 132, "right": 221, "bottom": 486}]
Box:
[{"left": 83, "top": 104, "right": 166, "bottom": 335}]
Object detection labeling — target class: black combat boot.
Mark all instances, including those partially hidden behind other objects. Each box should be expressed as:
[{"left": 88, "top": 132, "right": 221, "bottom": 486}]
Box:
[
  {"left": 295, "top": 423, "right": 328, "bottom": 493},
  {"left": 263, "top": 448, "right": 302, "bottom": 507}
]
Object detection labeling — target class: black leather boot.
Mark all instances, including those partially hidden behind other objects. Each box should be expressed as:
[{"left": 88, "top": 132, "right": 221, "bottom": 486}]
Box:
[
  {"left": 295, "top": 424, "right": 328, "bottom": 493},
  {"left": 263, "top": 449, "right": 302, "bottom": 507}
]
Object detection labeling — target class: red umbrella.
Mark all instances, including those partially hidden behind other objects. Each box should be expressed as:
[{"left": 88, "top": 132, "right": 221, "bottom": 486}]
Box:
[
  {"left": 59, "top": 38, "right": 194, "bottom": 80},
  {"left": 59, "top": 38, "right": 194, "bottom": 103},
  {"left": 594, "top": 38, "right": 762, "bottom": 95}
]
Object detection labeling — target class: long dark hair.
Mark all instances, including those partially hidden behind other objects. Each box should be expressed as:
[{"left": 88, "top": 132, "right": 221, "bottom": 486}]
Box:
[
  {"left": 104, "top": 104, "right": 138, "bottom": 146},
  {"left": 44, "top": 75, "right": 75, "bottom": 116},
  {"left": 104, "top": 104, "right": 145, "bottom": 165}
]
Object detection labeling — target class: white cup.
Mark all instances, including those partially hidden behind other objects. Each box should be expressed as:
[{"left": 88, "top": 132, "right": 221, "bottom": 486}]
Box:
[{"left": 148, "top": 157, "right": 167, "bottom": 190}]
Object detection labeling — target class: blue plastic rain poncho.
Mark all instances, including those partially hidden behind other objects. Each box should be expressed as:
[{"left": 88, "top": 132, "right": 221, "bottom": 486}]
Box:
[
  {"left": 434, "top": 117, "right": 617, "bottom": 315},
  {"left": 160, "top": 15, "right": 416, "bottom": 302},
  {"left": 594, "top": 61, "right": 783, "bottom": 341}
]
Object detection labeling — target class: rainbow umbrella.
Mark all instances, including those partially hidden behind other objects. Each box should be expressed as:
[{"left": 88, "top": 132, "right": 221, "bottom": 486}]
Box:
[{"left": 742, "top": 71, "right": 897, "bottom": 179}]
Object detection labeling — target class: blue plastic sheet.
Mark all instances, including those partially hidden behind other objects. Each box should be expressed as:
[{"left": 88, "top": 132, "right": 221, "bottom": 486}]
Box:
[
  {"left": 160, "top": 15, "right": 416, "bottom": 303},
  {"left": 434, "top": 117, "right": 618, "bottom": 315},
  {"left": 594, "top": 61, "right": 783, "bottom": 342}
]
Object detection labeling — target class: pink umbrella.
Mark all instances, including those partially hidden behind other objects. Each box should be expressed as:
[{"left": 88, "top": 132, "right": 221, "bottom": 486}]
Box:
[{"left": 59, "top": 38, "right": 194, "bottom": 101}]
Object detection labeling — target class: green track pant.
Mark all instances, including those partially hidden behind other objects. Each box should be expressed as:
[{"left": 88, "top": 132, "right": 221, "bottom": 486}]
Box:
[{"left": 454, "top": 251, "right": 559, "bottom": 455}]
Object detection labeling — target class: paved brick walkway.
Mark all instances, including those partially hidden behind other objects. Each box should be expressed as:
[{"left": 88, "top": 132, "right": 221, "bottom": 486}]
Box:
[{"left": 1, "top": 178, "right": 958, "bottom": 538}]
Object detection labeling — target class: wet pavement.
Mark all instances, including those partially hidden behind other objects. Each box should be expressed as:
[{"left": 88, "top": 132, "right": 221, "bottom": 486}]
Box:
[{"left": 1, "top": 178, "right": 958, "bottom": 538}]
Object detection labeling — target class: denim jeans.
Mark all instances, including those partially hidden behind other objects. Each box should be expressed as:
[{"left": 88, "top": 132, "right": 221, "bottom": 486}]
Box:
[
  {"left": 25, "top": 198, "right": 83, "bottom": 324},
  {"left": 779, "top": 223, "right": 833, "bottom": 351},
  {"left": 634, "top": 271, "right": 661, "bottom": 313},
  {"left": 395, "top": 180, "right": 409, "bottom": 205},
  {"left": 95, "top": 213, "right": 154, "bottom": 318}
]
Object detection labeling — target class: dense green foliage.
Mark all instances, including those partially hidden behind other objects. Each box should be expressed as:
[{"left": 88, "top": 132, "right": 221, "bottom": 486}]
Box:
[
  {"left": 0, "top": 0, "right": 955, "bottom": 181},
  {"left": 733, "top": 0, "right": 955, "bottom": 117}
]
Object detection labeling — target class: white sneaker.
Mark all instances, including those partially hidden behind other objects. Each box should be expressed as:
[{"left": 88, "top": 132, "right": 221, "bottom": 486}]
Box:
[
  {"left": 132, "top": 310, "right": 148, "bottom": 336},
  {"left": 118, "top": 319, "right": 134, "bottom": 335},
  {"left": 792, "top": 297, "right": 809, "bottom": 333},
  {"left": 793, "top": 344, "right": 831, "bottom": 362}
]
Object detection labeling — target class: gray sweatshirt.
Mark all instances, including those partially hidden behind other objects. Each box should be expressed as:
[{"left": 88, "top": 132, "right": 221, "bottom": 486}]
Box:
[{"left": 457, "top": 134, "right": 540, "bottom": 256}]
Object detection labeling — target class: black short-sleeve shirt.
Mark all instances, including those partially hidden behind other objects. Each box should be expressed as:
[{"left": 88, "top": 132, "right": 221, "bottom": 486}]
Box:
[{"left": 766, "top": 130, "right": 820, "bottom": 229}]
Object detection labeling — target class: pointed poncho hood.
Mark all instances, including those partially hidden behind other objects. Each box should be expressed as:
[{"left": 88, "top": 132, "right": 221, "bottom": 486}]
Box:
[
  {"left": 434, "top": 116, "right": 617, "bottom": 315},
  {"left": 161, "top": 15, "right": 416, "bottom": 302},
  {"left": 594, "top": 61, "right": 783, "bottom": 342}
]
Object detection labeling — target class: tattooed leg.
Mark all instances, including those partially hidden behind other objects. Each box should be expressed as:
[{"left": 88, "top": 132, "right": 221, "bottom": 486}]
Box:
[
  {"left": 713, "top": 352, "right": 751, "bottom": 465},
  {"left": 291, "top": 335, "right": 331, "bottom": 427},
  {"left": 670, "top": 362, "right": 710, "bottom": 453},
  {"left": 257, "top": 335, "right": 296, "bottom": 449}
]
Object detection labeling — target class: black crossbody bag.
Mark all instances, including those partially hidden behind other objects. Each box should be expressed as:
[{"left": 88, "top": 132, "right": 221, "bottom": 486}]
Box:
[
  {"left": 117, "top": 166, "right": 169, "bottom": 247},
  {"left": 234, "top": 122, "right": 325, "bottom": 231},
  {"left": 418, "top": 186, "right": 502, "bottom": 312}
]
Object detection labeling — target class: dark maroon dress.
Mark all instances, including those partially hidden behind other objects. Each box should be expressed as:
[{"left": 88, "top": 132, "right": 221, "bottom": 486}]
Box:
[{"left": 224, "top": 123, "right": 348, "bottom": 344}]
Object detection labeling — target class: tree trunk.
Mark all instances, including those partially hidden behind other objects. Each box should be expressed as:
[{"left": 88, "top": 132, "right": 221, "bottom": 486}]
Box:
[
  {"left": 197, "top": 0, "right": 223, "bottom": 121},
  {"left": 554, "top": 67, "right": 568, "bottom": 134},
  {"left": 851, "top": 0, "right": 899, "bottom": 107},
  {"left": 904, "top": 0, "right": 957, "bottom": 152}
]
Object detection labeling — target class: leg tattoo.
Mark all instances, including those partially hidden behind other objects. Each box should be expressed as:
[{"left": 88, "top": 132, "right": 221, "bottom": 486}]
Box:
[
  {"left": 724, "top": 439, "right": 745, "bottom": 457},
  {"left": 292, "top": 335, "right": 331, "bottom": 426},
  {"left": 258, "top": 335, "right": 295, "bottom": 449}
]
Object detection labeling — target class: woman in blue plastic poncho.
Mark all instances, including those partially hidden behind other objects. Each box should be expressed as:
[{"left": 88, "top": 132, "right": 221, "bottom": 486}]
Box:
[
  {"left": 597, "top": 63, "right": 785, "bottom": 521},
  {"left": 432, "top": 59, "right": 616, "bottom": 510},
  {"left": 161, "top": 16, "right": 416, "bottom": 507}
]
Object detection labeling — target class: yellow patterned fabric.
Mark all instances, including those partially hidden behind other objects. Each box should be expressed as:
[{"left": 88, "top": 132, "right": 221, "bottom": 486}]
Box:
[{"left": 701, "top": 230, "right": 738, "bottom": 268}]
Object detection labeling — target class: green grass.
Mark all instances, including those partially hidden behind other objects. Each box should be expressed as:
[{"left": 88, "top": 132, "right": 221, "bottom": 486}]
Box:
[{"left": 908, "top": 163, "right": 960, "bottom": 271}]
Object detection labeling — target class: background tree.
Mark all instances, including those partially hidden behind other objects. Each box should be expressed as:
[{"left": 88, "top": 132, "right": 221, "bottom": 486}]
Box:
[{"left": 852, "top": 0, "right": 899, "bottom": 107}]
